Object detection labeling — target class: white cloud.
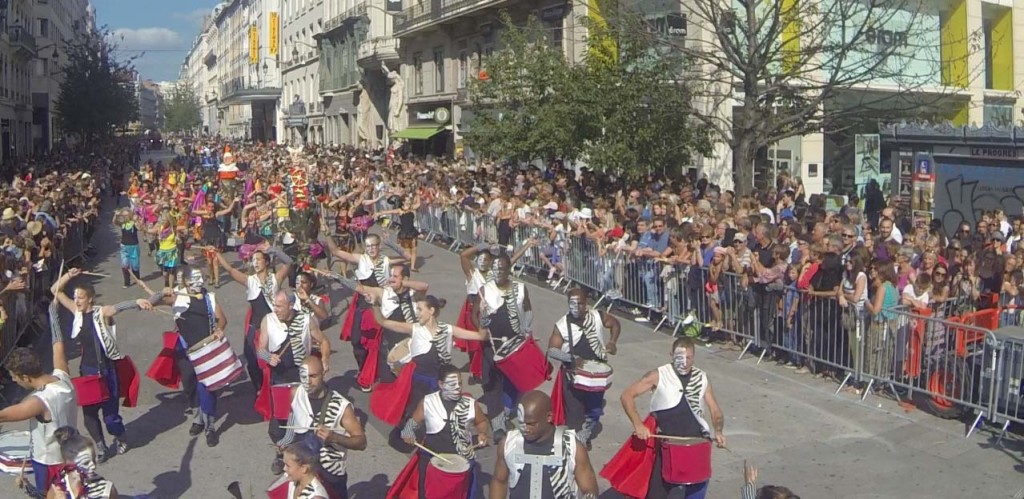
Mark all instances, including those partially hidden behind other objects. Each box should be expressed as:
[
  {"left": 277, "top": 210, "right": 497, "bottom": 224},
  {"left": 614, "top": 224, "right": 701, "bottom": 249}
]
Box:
[
  {"left": 111, "top": 27, "right": 183, "bottom": 50},
  {"left": 172, "top": 8, "right": 210, "bottom": 26}
]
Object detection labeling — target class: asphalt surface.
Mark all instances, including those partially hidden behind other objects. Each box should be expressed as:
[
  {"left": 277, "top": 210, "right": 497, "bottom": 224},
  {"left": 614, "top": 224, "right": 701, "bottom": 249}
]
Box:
[{"left": 0, "top": 149, "right": 1020, "bottom": 498}]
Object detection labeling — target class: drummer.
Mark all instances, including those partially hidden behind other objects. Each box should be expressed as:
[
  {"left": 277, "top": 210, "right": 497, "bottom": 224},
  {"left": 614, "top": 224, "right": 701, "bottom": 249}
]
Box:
[
  {"left": 478, "top": 254, "right": 533, "bottom": 428},
  {"left": 215, "top": 244, "right": 294, "bottom": 392},
  {"left": 395, "top": 365, "right": 490, "bottom": 498},
  {"left": 276, "top": 355, "right": 366, "bottom": 499},
  {"left": 546, "top": 289, "right": 620, "bottom": 447},
  {"left": 490, "top": 390, "right": 599, "bottom": 499},
  {"left": 355, "top": 263, "right": 428, "bottom": 385},
  {"left": 610, "top": 337, "right": 726, "bottom": 499},
  {"left": 149, "top": 268, "right": 228, "bottom": 446},
  {"left": 325, "top": 232, "right": 409, "bottom": 392},
  {"left": 260, "top": 290, "right": 332, "bottom": 473},
  {"left": 295, "top": 271, "right": 330, "bottom": 326}
]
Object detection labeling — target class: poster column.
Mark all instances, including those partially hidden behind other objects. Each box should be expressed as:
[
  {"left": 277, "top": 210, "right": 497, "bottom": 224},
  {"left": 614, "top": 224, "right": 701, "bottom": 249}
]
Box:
[{"left": 912, "top": 153, "right": 935, "bottom": 227}]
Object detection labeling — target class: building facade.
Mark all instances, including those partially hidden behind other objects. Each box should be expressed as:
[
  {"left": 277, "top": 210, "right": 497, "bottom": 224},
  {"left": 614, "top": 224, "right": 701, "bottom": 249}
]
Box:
[
  {"left": 31, "top": 0, "right": 91, "bottom": 154},
  {"left": 280, "top": 0, "right": 323, "bottom": 145}
]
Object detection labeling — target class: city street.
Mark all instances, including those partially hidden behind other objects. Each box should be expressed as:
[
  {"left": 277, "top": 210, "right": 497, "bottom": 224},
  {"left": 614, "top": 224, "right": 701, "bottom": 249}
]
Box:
[{"left": 0, "top": 150, "right": 1020, "bottom": 498}]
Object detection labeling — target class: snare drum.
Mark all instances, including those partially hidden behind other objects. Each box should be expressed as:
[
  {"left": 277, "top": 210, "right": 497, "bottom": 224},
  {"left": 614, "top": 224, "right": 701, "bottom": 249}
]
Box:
[
  {"left": 271, "top": 383, "right": 299, "bottom": 421},
  {"left": 660, "top": 438, "right": 712, "bottom": 485},
  {"left": 0, "top": 431, "right": 31, "bottom": 474},
  {"left": 494, "top": 336, "right": 552, "bottom": 393},
  {"left": 387, "top": 338, "right": 412, "bottom": 373},
  {"left": 424, "top": 453, "right": 472, "bottom": 499},
  {"left": 186, "top": 335, "right": 244, "bottom": 392},
  {"left": 265, "top": 474, "right": 289, "bottom": 499},
  {"left": 573, "top": 360, "right": 613, "bottom": 392}
]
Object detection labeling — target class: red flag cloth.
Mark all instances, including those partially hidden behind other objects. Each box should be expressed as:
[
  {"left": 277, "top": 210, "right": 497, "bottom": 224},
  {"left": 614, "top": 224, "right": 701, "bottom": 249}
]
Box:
[
  {"left": 385, "top": 452, "right": 422, "bottom": 499},
  {"left": 599, "top": 415, "right": 657, "bottom": 499},
  {"left": 356, "top": 311, "right": 383, "bottom": 388},
  {"left": 145, "top": 331, "right": 181, "bottom": 389},
  {"left": 551, "top": 367, "right": 567, "bottom": 426},
  {"left": 254, "top": 363, "right": 273, "bottom": 421},
  {"left": 371, "top": 361, "right": 417, "bottom": 426},
  {"left": 340, "top": 296, "right": 358, "bottom": 341},
  {"left": 113, "top": 357, "right": 140, "bottom": 408},
  {"left": 454, "top": 298, "right": 484, "bottom": 378}
]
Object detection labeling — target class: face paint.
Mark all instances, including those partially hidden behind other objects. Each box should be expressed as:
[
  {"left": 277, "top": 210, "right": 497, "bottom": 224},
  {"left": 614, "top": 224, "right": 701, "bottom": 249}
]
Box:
[
  {"left": 299, "top": 364, "right": 311, "bottom": 391},
  {"left": 440, "top": 374, "right": 461, "bottom": 401},
  {"left": 673, "top": 349, "right": 693, "bottom": 374},
  {"left": 516, "top": 403, "right": 526, "bottom": 424},
  {"left": 476, "top": 254, "right": 488, "bottom": 269},
  {"left": 73, "top": 449, "right": 96, "bottom": 472},
  {"left": 568, "top": 296, "right": 582, "bottom": 318},
  {"left": 187, "top": 269, "right": 205, "bottom": 293}
]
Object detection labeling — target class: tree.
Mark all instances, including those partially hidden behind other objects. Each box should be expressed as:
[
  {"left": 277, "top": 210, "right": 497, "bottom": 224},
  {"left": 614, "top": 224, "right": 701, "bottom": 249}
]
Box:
[
  {"left": 656, "top": 0, "right": 981, "bottom": 193},
  {"left": 162, "top": 82, "right": 202, "bottom": 134},
  {"left": 55, "top": 27, "right": 139, "bottom": 140}
]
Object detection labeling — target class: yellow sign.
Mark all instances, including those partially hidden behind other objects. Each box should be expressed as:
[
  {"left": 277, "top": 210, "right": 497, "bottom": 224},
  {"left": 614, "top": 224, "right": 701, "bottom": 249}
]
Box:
[
  {"left": 249, "top": 24, "right": 259, "bottom": 64},
  {"left": 269, "top": 12, "right": 279, "bottom": 56}
]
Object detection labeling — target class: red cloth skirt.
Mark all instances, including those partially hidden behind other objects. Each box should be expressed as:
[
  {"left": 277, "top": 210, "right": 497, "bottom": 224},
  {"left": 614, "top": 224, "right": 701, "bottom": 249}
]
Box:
[
  {"left": 385, "top": 451, "right": 422, "bottom": 499},
  {"left": 340, "top": 296, "right": 360, "bottom": 341},
  {"left": 146, "top": 331, "right": 182, "bottom": 389},
  {"left": 551, "top": 367, "right": 567, "bottom": 426},
  {"left": 113, "top": 357, "right": 141, "bottom": 408},
  {"left": 357, "top": 311, "right": 383, "bottom": 388},
  {"left": 370, "top": 361, "right": 417, "bottom": 426},
  {"left": 599, "top": 415, "right": 658, "bottom": 498},
  {"left": 454, "top": 297, "right": 483, "bottom": 378}
]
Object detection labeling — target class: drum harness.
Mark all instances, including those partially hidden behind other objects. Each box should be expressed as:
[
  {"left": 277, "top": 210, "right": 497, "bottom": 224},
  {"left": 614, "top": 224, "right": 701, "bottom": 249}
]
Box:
[{"left": 511, "top": 427, "right": 569, "bottom": 499}]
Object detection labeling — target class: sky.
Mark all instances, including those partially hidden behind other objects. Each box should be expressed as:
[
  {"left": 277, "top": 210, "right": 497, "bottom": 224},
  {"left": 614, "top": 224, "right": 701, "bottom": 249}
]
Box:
[{"left": 94, "top": 0, "right": 215, "bottom": 83}]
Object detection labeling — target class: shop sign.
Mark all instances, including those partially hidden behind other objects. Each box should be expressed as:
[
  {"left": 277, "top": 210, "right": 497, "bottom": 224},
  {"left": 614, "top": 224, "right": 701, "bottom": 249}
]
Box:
[{"left": 415, "top": 107, "right": 450, "bottom": 124}]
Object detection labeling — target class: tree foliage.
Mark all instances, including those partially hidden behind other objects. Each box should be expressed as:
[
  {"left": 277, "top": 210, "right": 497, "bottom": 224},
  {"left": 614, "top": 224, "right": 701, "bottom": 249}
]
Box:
[
  {"left": 162, "top": 81, "right": 202, "bottom": 133},
  {"left": 467, "top": 11, "right": 711, "bottom": 179},
  {"left": 56, "top": 27, "right": 139, "bottom": 140}
]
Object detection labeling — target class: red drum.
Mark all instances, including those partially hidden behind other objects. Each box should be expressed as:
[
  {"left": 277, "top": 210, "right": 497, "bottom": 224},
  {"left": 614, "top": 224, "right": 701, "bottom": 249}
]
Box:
[
  {"left": 573, "top": 360, "right": 613, "bottom": 392},
  {"left": 424, "top": 453, "right": 471, "bottom": 499},
  {"left": 187, "top": 336, "right": 244, "bottom": 392},
  {"left": 271, "top": 383, "right": 298, "bottom": 421},
  {"left": 266, "top": 474, "right": 289, "bottom": 499},
  {"left": 660, "top": 438, "right": 712, "bottom": 485},
  {"left": 494, "top": 336, "right": 552, "bottom": 393}
]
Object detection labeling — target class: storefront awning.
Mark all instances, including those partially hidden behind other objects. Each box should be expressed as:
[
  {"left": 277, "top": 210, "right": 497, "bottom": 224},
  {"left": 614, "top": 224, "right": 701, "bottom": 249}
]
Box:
[{"left": 392, "top": 125, "right": 443, "bottom": 140}]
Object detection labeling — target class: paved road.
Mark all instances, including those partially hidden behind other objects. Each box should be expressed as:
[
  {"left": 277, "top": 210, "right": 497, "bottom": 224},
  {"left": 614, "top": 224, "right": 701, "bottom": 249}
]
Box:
[{"left": 0, "top": 149, "right": 1020, "bottom": 498}]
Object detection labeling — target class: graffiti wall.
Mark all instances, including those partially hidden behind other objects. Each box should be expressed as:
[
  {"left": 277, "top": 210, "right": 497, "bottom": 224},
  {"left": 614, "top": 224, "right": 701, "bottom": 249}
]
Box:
[{"left": 934, "top": 163, "right": 1024, "bottom": 238}]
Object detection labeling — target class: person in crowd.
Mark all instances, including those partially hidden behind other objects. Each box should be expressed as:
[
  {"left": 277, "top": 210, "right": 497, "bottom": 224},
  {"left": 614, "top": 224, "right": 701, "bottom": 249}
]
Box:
[{"left": 46, "top": 426, "right": 118, "bottom": 499}]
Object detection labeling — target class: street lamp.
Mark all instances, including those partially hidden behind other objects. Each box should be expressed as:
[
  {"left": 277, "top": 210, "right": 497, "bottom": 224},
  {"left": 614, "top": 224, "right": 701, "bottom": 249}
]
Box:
[{"left": 291, "top": 40, "right": 318, "bottom": 60}]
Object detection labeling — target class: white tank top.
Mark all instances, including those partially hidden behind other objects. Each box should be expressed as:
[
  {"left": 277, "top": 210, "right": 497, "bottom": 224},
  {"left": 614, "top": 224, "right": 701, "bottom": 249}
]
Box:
[{"left": 30, "top": 369, "right": 79, "bottom": 465}]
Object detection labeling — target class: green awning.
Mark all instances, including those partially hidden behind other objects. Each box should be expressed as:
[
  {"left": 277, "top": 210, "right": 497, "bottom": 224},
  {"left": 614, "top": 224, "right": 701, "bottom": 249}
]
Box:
[{"left": 392, "top": 126, "right": 443, "bottom": 140}]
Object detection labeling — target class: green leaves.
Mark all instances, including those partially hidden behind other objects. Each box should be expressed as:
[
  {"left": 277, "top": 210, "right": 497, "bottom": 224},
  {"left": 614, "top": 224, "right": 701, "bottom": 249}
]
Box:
[
  {"left": 55, "top": 28, "right": 139, "bottom": 140},
  {"left": 466, "top": 11, "right": 711, "bottom": 178},
  {"left": 162, "top": 82, "right": 202, "bottom": 133}
]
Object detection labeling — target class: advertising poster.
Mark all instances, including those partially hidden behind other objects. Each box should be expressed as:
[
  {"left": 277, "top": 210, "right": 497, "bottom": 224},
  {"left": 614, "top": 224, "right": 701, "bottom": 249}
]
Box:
[
  {"left": 912, "top": 155, "right": 935, "bottom": 216},
  {"left": 855, "top": 134, "right": 889, "bottom": 194},
  {"left": 895, "top": 149, "right": 913, "bottom": 211}
]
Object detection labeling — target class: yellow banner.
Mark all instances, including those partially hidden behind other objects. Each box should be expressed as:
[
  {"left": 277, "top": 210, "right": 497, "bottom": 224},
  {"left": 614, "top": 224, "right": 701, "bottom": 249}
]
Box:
[
  {"left": 249, "top": 24, "right": 259, "bottom": 64},
  {"left": 269, "top": 12, "right": 279, "bottom": 56}
]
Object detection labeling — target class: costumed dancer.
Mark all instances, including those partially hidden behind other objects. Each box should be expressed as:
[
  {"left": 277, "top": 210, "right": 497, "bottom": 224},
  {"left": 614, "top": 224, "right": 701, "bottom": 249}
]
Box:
[
  {"left": 388, "top": 364, "right": 491, "bottom": 499},
  {"left": 147, "top": 210, "right": 181, "bottom": 288},
  {"left": 479, "top": 254, "right": 545, "bottom": 430},
  {"left": 217, "top": 149, "right": 241, "bottom": 200},
  {"left": 602, "top": 337, "right": 726, "bottom": 499},
  {"left": 276, "top": 355, "right": 366, "bottom": 499},
  {"left": 295, "top": 270, "right": 330, "bottom": 326},
  {"left": 546, "top": 289, "right": 620, "bottom": 448},
  {"left": 325, "top": 232, "right": 408, "bottom": 392},
  {"left": 149, "top": 268, "right": 232, "bottom": 446},
  {"left": 215, "top": 244, "right": 293, "bottom": 396},
  {"left": 193, "top": 193, "right": 238, "bottom": 287},
  {"left": 114, "top": 207, "right": 141, "bottom": 289},
  {"left": 490, "top": 391, "right": 599, "bottom": 499},
  {"left": 365, "top": 294, "right": 487, "bottom": 427},
  {"left": 0, "top": 301, "right": 77, "bottom": 495},
  {"left": 356, "top": 263, "right": 428, "bottom": 387},
  {"left": 262, "top": 291, "right": 331, "bottom": 474},
  {"left": 47, "top": 426, "right": 118, "bottom": 499},
  {"left": 51, "top": 268, "right": 148, "bottom": 462},
  {"left": 280, "top": 443, "right": 330, "bottom": 499}
]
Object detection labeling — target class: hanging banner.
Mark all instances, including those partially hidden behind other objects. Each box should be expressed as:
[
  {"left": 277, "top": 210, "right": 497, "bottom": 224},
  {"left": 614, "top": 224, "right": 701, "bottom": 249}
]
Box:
[
  {"left": 269, "top": 12, "right": 279, "bottom": 56},
  {"left": 249, "top": 25, "right": 259, "bottom": 64}
]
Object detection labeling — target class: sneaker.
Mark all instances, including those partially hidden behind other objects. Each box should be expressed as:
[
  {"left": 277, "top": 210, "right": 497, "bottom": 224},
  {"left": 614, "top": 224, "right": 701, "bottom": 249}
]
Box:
[
  {"left": 794, "top": 366, "right": 811, "bottom": 374},
  {"left": 112, "top": 438, "right": 129, "bottom": 455},
  {"left": 205, "top": 429, "right": 219, "bottom": 447},
  {"left": 189, "top": 422, "right": 204, "bottom": 437},
  {"left": 271, "top": 457, "right": 284, "bottom": 475},
  {"left": 785, "top": 362, "right": 799, "bottom": 370},
  {"left": 184, "top": 406, "right": 197, "bottom": 417},
  {"left": 635, "top": 316, "right": 650, "bottom": 323},
  {"left": 97, "top": 444, "right": 113, "bottom": 464},
  {"left": 359, "top": 384, "right": 373, "bottom": 393}
]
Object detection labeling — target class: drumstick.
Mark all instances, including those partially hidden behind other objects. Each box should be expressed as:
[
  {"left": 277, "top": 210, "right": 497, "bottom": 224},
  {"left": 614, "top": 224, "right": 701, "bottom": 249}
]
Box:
[
  {"left": 413, "top": 442, "right": 454, "bottom": 465},
  {"left": 81, "top": 271, "right": 110, "bottom": 278},
  {"left": 279, "top": 426, "right": 321, "bottom": 430},
  {"left": 651, "top": 434, "right": 703, "bottom": 442}
]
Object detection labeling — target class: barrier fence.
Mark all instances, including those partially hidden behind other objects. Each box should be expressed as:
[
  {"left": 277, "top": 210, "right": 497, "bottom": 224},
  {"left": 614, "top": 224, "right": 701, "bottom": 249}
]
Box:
[{"left": 392, "top": 203, "right": 1022, "bottom": 437}]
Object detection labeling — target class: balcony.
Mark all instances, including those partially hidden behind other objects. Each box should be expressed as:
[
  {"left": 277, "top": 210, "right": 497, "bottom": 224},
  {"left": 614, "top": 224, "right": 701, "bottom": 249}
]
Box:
[
  {"left": 8, "top": 27, "right": 36, "bottom": 58},
  {"left": 323, "top": 2, "right": 367, "bottom": 36},
  {"left": 394, "top": 0, "right": 508, "bottom": 35},
  {"left": 356, "top": 37, "right": 400, "bottom": 67},
  {"left": 220, "top": 78, "right": 282, "bottom": 103}
]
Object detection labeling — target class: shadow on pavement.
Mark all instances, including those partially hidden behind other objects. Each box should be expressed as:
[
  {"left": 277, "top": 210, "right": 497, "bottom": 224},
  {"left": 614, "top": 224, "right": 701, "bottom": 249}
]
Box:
[
  {"left": 216, "top": 381, "right": 269, "bottom": 437},
  {"left": 145, "top": 434, "right": 196, "bottom": 498},
  {"left": 123, "top": 392, "right": 189, "bottom": 449},
  {"left": 347, "top": 473, "right": 390, "bottom": 498}
]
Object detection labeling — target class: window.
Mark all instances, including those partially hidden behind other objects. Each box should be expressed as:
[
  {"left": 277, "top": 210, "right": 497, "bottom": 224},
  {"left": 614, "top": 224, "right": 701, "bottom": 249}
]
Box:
[
  {"left": 412, "top": 52, "right": 423, "bottom": 95},
  {"left": 38, "top": 18, "right": 49, "bottom": 38},
  {"left": 458, "top": 51, "right": 467, "bottom": 88},
  {"left": 35, "top": 58, "right": 47, "bottom": 76},
  {"left": 543, "top": 18, "right": 563, "bottom": 50},
  {"left": 433, "top": 47, "right": 444, "bottom": 93}
]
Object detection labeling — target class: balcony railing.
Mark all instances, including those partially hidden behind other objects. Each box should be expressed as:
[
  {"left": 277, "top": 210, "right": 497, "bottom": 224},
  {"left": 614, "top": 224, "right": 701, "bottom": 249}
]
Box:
[
  {"left": 8, "top": 27, "right": 35, "bottom": 57},
  {"left": 395, "top": 0, "right": 503, "bottom": 33},
  {"left": 356, "top": 36, "right": 400, "bottom": 64},
  {"left": 324, "top": 2, "right": 367, "bottom": 33}
]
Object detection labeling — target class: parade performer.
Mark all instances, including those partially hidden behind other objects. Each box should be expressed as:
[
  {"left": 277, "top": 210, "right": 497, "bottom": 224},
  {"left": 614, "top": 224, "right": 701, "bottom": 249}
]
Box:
[
  {"left": 366, "top": 295, "right": 487, "bottom": 426},
  {"left": 261, "top": 291, "right": 331, "bottom": 469},
  {"left": 602, "top": 337, "right": 726, "bottom": 499},
  {"left": 0, "top": 302, "right": 77, "bottom": 495},
  {"left": 280, "top": 443, "right": 330, "bottom": 499},
  {"left": 148, "top": 268, "right": 234, "bottom": 447},
  {"left": 192, "top": 194, "right": 238, "bottom": 288},
  {"left": 215, "top": 244, "right": 293, "bottom": 396},
  {"left": 546, "top": 289, "right": 620, "bottom": 447},
  {"left": 148, "top": 210, "right": 181, "bottom": 288},
  {"left": 276, "top": 355, "right": 366, "bottom": 499},
  {"left": 355, "top": 263, "right": 428, "bottom": 386},
  {"left": 217, "top": 149, "right": 241, "bottom": 200},
  {"left": 114, "top": 208, "right": 141, "bottom": 289},
  {"left": 388, "top": 365, "right": 491, "bottom": 499},
  {"left": 295, "top": 270, "right": 330, "bottom": 325},
  {"left": 480, "top": 254, "right": 548, "bottom": 429},
  {"left": 325, "top": 232, "right": 408, "bottom": 392},
  {"left": 51, "top": 269, "right": 148, "bottom": 462},
  {"left": 490, "top": 391, "right": 599, "bottom": 499},
  {"left": 47, "top": 426, "right": 118, "bottom": 499}
]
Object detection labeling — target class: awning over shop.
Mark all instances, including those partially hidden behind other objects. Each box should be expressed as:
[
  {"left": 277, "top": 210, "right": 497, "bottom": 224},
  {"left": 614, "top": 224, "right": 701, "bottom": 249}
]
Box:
[{"left": 392, "top": 125, "right": 443, "bottom": 140}]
